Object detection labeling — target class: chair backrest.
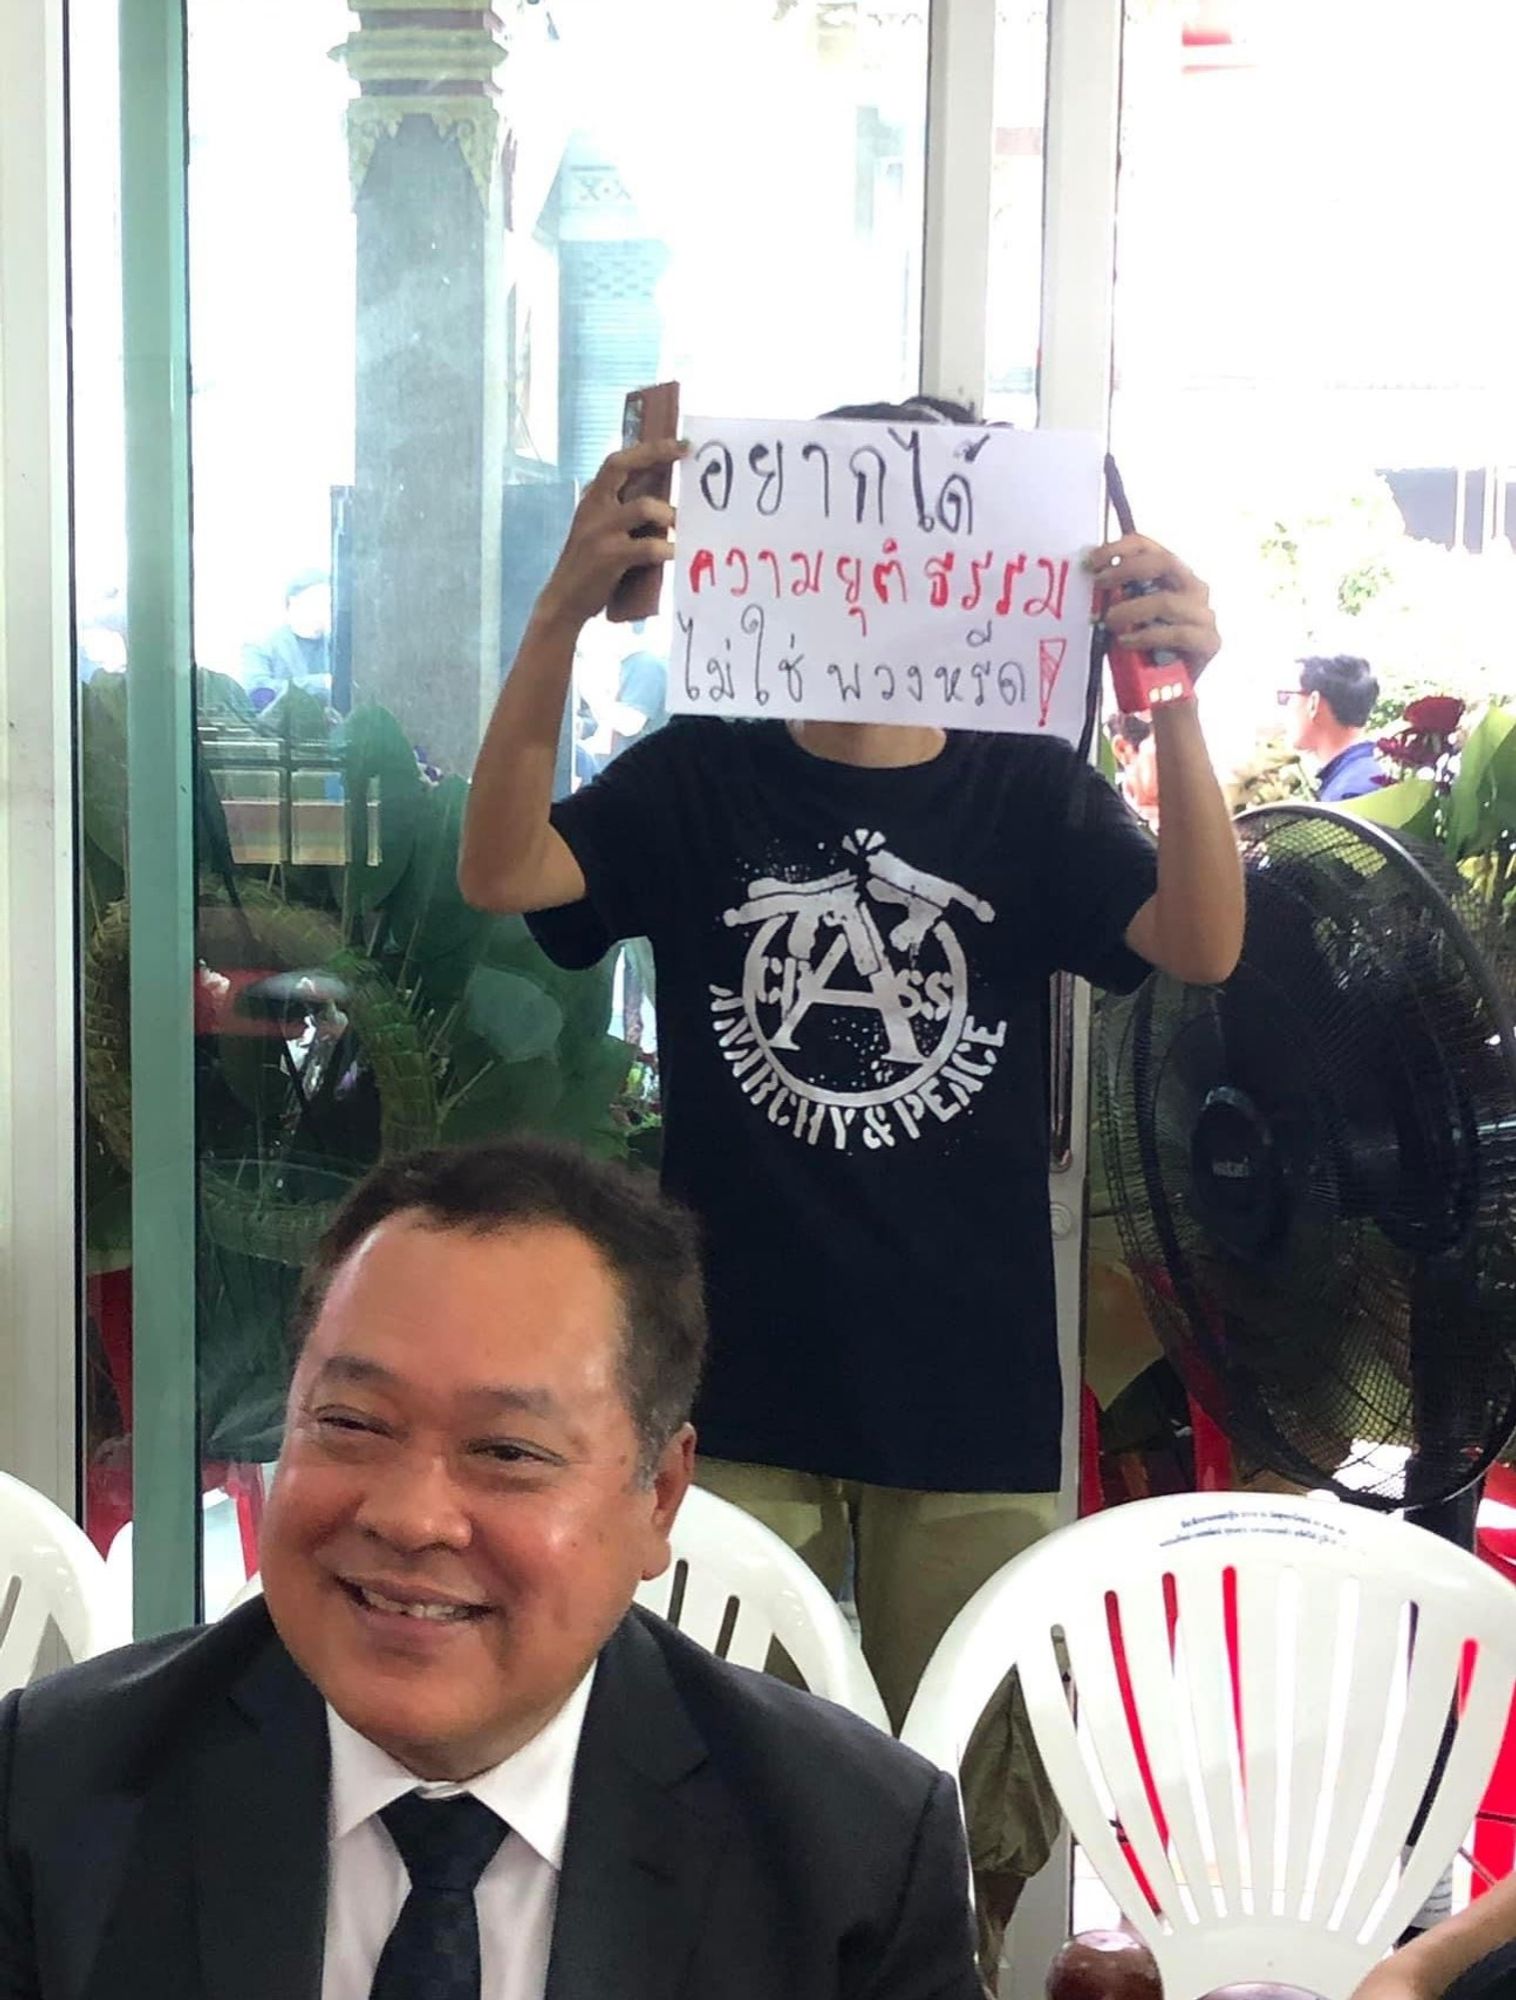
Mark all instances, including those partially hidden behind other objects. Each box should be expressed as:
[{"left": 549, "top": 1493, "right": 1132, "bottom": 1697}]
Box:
[
  {"left": 222, "top": 1489, "right": 890, "bottom": 1729},
  {"left": 226, "top": 1571, "right": 265, "bottom": 1613},
  {"left": 902, "top": 1491, "right": 1516, "bottom": 2000},
  {"left": 105, "top": 1489, "right": 255, "bottom": 1627},
  {"left": 0, "top": 1469, "right": 121, "bottom": 1693},
  {"left": 641, "top": 1486, "right": 890, "bottom": 1727}
]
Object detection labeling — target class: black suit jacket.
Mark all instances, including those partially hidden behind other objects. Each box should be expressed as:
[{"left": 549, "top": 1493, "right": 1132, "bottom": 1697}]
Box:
[{"left": 0, "top": 1600, "right": 980, "bottom": 2000}]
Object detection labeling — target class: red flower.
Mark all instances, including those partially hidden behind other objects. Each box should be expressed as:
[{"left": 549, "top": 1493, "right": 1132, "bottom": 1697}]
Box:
[
  {"left": 1377, "top": 728, "right": 1431, "bottom": 770},
  {"left": 1402, "top": 695, "right": 1465, "bottom": 736},
  {"left": 1376, "top": 732, "right": 1448, "bottom": 768}
]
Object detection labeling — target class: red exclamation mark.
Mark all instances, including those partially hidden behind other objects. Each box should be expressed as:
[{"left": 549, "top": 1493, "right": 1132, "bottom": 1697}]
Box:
[{"left": 1037, "top": 637, "right": 1067, "bottom": 728}]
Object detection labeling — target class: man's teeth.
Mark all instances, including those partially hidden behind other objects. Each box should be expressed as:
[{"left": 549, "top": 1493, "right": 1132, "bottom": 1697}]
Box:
[{"left": 356, "top": 1586, "right": 476, "bottom": 1621}]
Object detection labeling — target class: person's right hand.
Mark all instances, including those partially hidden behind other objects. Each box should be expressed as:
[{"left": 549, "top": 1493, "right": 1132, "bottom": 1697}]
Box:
[{"left": 535, "top": 439, "right": 685, "bottom": 633}]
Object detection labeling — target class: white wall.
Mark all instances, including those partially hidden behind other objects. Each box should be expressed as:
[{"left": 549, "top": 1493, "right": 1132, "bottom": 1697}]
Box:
[{"left": 0, "top": 0, "right": 79, "bottom": 1507}]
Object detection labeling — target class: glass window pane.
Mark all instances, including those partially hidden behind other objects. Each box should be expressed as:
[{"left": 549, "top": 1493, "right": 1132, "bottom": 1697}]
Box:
[
  {"left": 1112, "top": 0, "right": 1516, "bottom": 787},
  {"left": 984, "top": 2, "right": 1049, "bottom": 426},
  {"left": 69, "top": 0, "right": 929, "bottom": 1612}
]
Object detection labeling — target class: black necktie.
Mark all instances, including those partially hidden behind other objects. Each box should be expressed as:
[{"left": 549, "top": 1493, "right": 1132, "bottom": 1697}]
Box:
[{"left": 370, "top": 1791, "right": 509, "bottom": 2000}]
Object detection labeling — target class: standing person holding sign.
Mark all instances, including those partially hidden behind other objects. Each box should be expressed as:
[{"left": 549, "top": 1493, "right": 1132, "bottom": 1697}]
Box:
[{"left": 459, "top": 397, "right": 1244, "bottom": 1984}]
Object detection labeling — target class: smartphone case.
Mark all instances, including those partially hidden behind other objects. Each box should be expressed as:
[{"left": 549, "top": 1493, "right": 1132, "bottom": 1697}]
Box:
[{"left": 607, "top": 380, "right": 680, "bottom": 624}]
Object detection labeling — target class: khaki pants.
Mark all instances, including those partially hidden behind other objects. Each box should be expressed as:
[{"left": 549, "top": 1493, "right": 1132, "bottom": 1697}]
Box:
[{"left": 696, "top": 1457, "right": 1062, "bottom": 1888}]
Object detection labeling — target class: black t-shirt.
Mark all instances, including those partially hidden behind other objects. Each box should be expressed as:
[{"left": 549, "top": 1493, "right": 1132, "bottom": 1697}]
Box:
[{"left": 529, "top": 718, "right": 1157, "bottom": 1492}]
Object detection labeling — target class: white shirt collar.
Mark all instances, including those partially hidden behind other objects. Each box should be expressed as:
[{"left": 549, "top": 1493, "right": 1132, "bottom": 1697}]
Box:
[{"left": 326, "top": 1665, "right": 596, "bottom": 1872}]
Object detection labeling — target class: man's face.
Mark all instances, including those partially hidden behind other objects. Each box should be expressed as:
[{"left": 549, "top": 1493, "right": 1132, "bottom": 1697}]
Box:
[
  {"left": 1282, "top": 682, "right": 1321, "bottom": 753},
  {"left": 286, "top": 583, "right": 331, "bottom": 641},
  {"left": 259, "top": 1215, "right": 692, "bottom": 1780}
]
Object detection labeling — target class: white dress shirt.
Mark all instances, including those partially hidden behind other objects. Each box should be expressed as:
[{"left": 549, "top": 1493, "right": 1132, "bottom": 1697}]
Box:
[{"left": 321, "top": 1667, "right": 596, "bottom": 2000}]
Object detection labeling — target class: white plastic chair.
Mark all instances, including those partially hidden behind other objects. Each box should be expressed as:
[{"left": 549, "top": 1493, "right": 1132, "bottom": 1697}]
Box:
[
  {"left": 104, "top": 1488, "right": 253, "bottom": 1628},
  {"left": 635, "top": 1485, "right": 890, "bottom": 1728},
  {"left": 225, "top": 1570, "right": 265, "bottom": 1613},
  {"left": 902, "top": 1490, "right": 1516, "bottom": 2000},
  {"left": 0, "top": 1469, "right": 122, "bottom": 1693},
  {"left": 220, "top": 1490, "right": 889, "bottom": 1727}
]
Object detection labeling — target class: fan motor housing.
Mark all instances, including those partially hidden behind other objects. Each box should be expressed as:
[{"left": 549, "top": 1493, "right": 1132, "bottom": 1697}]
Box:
[{"left": 1190, "top": 1085, "right": 1285, "bottom": 1259}]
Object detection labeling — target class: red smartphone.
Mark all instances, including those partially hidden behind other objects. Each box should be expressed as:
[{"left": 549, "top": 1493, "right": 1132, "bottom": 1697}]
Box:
[{"left": 607, "top": 381, "right": 681, "bottom": 624}]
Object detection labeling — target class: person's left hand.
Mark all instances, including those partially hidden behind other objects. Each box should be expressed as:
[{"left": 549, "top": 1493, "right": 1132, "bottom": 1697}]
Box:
[{"left": 1087, "top": 536, "right": 1221, "bottom": 681}]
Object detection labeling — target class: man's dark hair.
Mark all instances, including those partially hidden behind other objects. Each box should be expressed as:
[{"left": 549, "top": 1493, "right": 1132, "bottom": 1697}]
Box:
[
  {"left": 819, "top": 394, "right": 979, "bottom": 425},
  {"left": 1298, "top": 654, "right": 1378, "bottom": 729},
  {"left": 291, "top": 1139, "right": 706, "bottom": 1481},
  {"left": 1107, "top": 711, "right": 1152, "bottom": 749}
]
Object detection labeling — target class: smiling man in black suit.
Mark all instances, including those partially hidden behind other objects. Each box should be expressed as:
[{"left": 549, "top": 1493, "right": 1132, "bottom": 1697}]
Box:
[{"left": 0, "top": 1138, "right": 980, "bottom": 2000}]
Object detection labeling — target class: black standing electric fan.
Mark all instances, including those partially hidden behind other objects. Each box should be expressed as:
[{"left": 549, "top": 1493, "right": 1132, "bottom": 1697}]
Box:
[{"left": 1097, "top": 803, "right": 1516, "bottom": 1538}]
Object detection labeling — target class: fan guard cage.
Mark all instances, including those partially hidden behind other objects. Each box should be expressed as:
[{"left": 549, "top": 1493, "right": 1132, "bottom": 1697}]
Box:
[{"left": 1097, "top": 804, "right": 1516, "bottom": 1508}]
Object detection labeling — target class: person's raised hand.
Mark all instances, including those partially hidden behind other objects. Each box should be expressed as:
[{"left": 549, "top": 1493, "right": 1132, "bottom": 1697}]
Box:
[
  {"left": 1088, "top": 536, "right": 1220, "bottom": 682},
  {"left": 535, "top": 438, "right": 686, "bottom": 634}
]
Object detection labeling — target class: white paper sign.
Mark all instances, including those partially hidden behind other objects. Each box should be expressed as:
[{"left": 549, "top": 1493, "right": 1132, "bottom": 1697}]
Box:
[{"left": 668, "top": 417, "right": 1103, "bottom": 739}]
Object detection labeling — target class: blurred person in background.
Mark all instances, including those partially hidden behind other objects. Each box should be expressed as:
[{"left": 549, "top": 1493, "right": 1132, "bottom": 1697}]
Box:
[
  {"left": 1278, "top": 653, "right": 1383, "bottom": 801},
  {"left": 243, "top": 568, "right": 333, "bottom": 709},
  {"left": 608, "top": 626, "right": 667, "bottom": 758},
  {"left": 1107, "top": 712, "right": 1160, "bottom": 828}
]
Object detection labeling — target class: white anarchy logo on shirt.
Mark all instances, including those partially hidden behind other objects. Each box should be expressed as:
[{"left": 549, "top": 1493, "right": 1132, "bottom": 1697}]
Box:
[{"left": 708, "top": 829, "right": 1009, "bottom": 1152}]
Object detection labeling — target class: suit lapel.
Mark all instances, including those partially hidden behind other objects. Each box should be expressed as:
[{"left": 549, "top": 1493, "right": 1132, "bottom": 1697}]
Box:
[
  {"left": 190, "top": 1617, "right": 331, "bottom": 2000},
  {"left": 81, "top": 1605, "right": 724, "bottom": 2000},
  {"left": 545, "top": 1616, "right": 730, "bottom": 2000}
]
